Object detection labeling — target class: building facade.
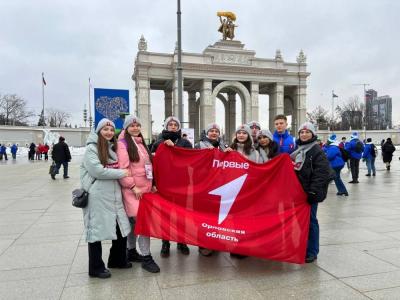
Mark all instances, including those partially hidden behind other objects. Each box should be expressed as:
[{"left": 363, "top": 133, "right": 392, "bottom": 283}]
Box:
[
  {"left": 365, "top": 89, "right": 392, "bottom": 130},
  {"left": 132, "top": 36, "right": 310, "bottom": 141}
]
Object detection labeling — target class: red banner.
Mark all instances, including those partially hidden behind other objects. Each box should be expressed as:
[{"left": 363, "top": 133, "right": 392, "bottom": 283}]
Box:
[{"left": 135, "top": 144, "right": 310, "bottom": 264}]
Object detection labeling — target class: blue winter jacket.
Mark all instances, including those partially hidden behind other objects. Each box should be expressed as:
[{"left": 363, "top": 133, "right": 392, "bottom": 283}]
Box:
[
  {"left": 0, "top": 145, "right": 6, "bottom": 154},
  {"left": 345, "top": 138, "right": 364, "bottom": 160},
  {"left": 273, "top": 130, "right": 295, "bottom": 154},
  {"left": 10, "top": 145, "right": 18, "bottom": 154},
  {"left": 362, "top": 143, "right": 375, "bottom": 160},
  {"left": 323, "top": 144, "right": 345, "bottom": 169}
]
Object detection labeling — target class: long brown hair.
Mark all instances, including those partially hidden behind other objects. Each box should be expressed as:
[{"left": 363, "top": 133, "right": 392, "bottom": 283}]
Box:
[
  {"left": 124, "top": 130, "right": 151, "bottom": 162},
  {"left": 231, "top": 135, "right": 253, "bottom": 155},
  {"left": 97, "top": 133, "right": 117, "bottom": 166}
]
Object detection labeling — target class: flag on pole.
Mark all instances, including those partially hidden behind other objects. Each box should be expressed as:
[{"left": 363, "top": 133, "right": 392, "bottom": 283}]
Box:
[
  {"left": 42, "top": 73, "right": 46, "bottom": 86},
  {"left": 332, "top": 91, "right": 338, "bottom": 98}
]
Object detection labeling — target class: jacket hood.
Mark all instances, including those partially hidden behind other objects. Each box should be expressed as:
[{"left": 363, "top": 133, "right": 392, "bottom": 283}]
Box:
[{"left": 86, "top": 132, "right": 99, "bottom": 145}]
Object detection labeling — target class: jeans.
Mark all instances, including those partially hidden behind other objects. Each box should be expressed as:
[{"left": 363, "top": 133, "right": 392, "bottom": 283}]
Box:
[
  {"left": 349, "top": 158, "right": 360, "bottom": 181},
  {"left": 307, "top": 203, "right": 319, "bottom": 258},
  {"left": 366, "top": 158, "right": 376, "bottom": 175},
  {"left": 55, "top": 161, "right": 68, "bottom": 177},
  {"left": 333, "top": 167, "right": 348, "bottom": 194}
]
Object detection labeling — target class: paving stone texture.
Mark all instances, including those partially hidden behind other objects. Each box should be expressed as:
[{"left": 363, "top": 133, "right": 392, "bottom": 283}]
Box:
[{"left": 1, "top": 151, "right": 399, "bottom": 299}]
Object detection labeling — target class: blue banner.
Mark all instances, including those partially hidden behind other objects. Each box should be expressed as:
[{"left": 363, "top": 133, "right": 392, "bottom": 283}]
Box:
[{"left": 94, "top": 88, "right": 129, "bottom": 130}]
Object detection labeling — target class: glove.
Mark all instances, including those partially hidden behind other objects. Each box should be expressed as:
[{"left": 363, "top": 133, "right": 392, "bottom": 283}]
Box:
[{"left": 307, "top": 192, "right": 319, "bottom": 205}]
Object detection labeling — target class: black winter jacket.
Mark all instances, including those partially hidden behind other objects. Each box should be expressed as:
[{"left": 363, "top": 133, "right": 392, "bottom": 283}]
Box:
[
  {"left": 295, "top": 140, "right": 335, "bottom": 204},
  {"left": 52, "top": 141, "right": 71, "bottom": 163},
  {"left": 382, "top": 142, "right": 396, "bottom": 163}
]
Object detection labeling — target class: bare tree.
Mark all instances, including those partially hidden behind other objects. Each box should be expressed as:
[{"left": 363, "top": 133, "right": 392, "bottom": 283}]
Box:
[
  {"left": 336, "top": 95, "right": 365, "bottom": 130},
  {"left": 0, "top": 94, "right": 34, "bottom": 125},
  {"left": 306, "top": 105, "right": 330, "bottom": 130},
  {"left": 46, "top": 108, "right": 71, "bottom": 128}
]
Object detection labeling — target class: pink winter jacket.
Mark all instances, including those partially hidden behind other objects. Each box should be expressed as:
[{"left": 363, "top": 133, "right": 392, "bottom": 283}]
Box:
[{"left": 117, "top": 130, "right": 152, "bottom": 217}]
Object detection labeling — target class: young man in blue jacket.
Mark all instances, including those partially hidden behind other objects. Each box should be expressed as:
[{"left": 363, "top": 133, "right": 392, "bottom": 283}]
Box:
[{"left": 273, "top": 114, "right": 295, "bottom": 154}]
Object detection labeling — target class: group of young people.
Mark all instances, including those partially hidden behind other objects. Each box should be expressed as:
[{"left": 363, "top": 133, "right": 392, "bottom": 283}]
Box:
[{"left": 79, "top": 114, "right": 335, "bottom": 278}]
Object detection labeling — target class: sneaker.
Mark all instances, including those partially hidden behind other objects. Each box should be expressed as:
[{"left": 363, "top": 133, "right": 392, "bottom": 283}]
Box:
[
  {"left": 141, "top": 255, "right": 160, "bottom": 273},
  {"left": 198, "top": 247, "right": 213, "bottom": 257},
  {"left": 373, "top": 173, "right": 376, "bottom": 176},
  {"left": 127, "top": 248, "right": 143, "bottom": 262},
  {"left": 305, "top": 256, "right": 317, "bottom": 263},
  {"left": 365, "top": 174, "right": 371, "bottom": 177},
  {"left": 51, "top": 174, "right": 56, "bottom": 180},
  {"left": 160, "top": 241, "right": 170, "bottom": 258},
  {"left": 177, "top": 243, "right": 190, "bottom": 255},
  {"left": 63, "top": 176, "right": 70, "bottom": 179},
  {"left": 348, "top": 181, "right": 355, "bottom": 183},
  {"left": 89, "top": 269, "right": 111, "bottom": 279}
]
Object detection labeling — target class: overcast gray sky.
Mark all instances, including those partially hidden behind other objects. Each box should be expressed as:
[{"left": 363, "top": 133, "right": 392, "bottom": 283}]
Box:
[{"left": 1, "top": 0, "right": 399, "bottom": 130}]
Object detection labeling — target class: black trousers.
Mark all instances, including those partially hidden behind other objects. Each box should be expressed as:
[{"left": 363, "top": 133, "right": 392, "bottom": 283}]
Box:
[
  {"left": 350, "top": 158, "right": 360, "bottom": 181},
  {"left": 88, "top": 223, "right": 127, "bottom": 275}
]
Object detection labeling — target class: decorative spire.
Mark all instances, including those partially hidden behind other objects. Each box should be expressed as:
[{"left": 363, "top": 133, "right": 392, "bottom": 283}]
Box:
[
  {"left": 275, "top": 49, "right": 283, "bottom": 62},
  {"left": 138, "top": 35, "right": 147, "bottom": 52},
  {"left": 297, "top": 49, "right": 306, "bottom": 63}
]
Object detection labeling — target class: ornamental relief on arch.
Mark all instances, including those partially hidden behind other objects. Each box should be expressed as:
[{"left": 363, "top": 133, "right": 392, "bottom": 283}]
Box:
[{"left": 212, "top": 53, "right": 252, "bottom": 65}]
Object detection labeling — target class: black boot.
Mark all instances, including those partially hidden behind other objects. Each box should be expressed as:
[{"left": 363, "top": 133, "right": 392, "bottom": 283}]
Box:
[
  {"left": 127, "top": 248, "right": 143, "bottom": 262},
  {"left": 160, "top": 241, "right": 170, "bottom": 258},
  {"left": 177, "top": 243, "right": 190, "bottom": 255},
  {"left": 141, "top": 255, "right": 160, "bottom": 273}
]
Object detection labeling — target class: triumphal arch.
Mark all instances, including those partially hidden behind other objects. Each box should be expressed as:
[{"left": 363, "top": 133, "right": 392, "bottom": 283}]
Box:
[{"left": 132, "top": 13, "right": 309, "bottom": 141}]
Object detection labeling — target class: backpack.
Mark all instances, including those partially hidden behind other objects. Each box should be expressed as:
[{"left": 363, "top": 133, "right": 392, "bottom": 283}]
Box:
[
  {"left": 371, "top": 144, "right": 378, "bottom": 158},
  {"left": 339, "top": 147, "right": 350, "bottom": 161},
  {"left": 354, "top": 140, "right": 363, "bottom": 153}
]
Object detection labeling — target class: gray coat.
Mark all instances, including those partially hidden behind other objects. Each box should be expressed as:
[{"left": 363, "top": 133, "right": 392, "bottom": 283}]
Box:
[{"left": 80, "top": 133, "right": 131, "bottom": 243}]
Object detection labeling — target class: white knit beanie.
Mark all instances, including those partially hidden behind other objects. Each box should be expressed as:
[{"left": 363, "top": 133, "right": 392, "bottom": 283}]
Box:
[
  {"left": 235, "top": 124, "right": 252, "bottom": 137},
  {"left": 298, "top": 122, "right": 316, "bottom": 136},
  {"left": 96, "top": 118, "right": 115, "bottom": 133},
  {"left": 257, "top": 129, "right": 273, "bottom": 141},
  {"left": 123, "top": 115, "right": 141, "bottom": 130},
  {"left": 164, "top": 116, "right": 181, "bottom": 130},
  {"left": 205, "top": 123, "right": 220, "bottom": 134},
  {"left": 247, "top": 121, "right": 261, "bottom": 130}
]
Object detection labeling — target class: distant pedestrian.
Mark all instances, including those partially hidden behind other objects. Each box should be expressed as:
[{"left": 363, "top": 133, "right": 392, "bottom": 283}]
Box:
[
  {"left": 382, "top": 138, "right": 396, "bottom": 171},
  {"left": 323, "top": 134, "right": 348, "bottom": 196},
  {"left": 43, "top": 144, "right": 50, "bottom": 160},
  {"left": 51, "top": 136, "right": 71, "bottom": 179},
  {"left": 362, "top": 138, "right": 377, "bottom": 176},
  {"left": 345, "top": 132, "right": 364, "bottom": 183},
  {"left": 0, "top": 144, "right": 8, "bottom": 161},
  {"left": 35, "top": 144, "right": 41, "bottom": 160},
  {"left": 10, "top": 144, "right": 18, "bottom": 160},
  {"left": 28, "top": 143, "right": 35, "bottom": 160}
]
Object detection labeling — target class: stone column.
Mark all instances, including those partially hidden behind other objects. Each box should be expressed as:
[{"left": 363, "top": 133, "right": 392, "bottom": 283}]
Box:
[
  {"left": 172, "top": 78, "right": 179, "bottom": 116},
  {"left": 199, "top": 79, "right": 214, "bottom": 130},
  {"left": 269, "top": 83, "right": 284, "bottom": 130},
  {"left": 188, "top": 91, "right": 198, "bottom": 137},
  {"left": 250, "top": 82, "right": 259, "bottom": 121},
  {"left": 195, "top": 98, "right": 200, "bottom": 141},
  {"left": 135, "top": 78, "right": 151, "bottom": 141},
  {"left": 227, "top": 92, "right": 236, "bottom": 142},
  {"left": 164, "top": 90, "right": 173, "bottom": 119},
  {"left": 293, "top": 85, "right": 307, "bottom": 130}
]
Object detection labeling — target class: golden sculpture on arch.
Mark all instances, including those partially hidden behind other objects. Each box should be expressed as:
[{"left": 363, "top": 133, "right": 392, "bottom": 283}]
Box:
[{"left": 217, "top": 11, "right": 238, "bottom": 40}]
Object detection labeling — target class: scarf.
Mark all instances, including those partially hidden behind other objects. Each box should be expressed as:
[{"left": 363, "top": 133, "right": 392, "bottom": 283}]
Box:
[
  {"left": 290, "top": 137, "right": 317, "bottom": 171},
  {"left": 162, "top": 130, "right": 181, "bottom": 143}
]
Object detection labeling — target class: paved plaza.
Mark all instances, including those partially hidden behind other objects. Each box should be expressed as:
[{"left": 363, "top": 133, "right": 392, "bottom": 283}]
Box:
[{"left": 1, "top": 153, "right": 400, "bottom": 300}]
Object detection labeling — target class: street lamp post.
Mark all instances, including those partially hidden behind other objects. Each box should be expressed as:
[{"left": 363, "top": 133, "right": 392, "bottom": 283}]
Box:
[{"left": 176, "top": 0, "right": 183, "bottom": 121}]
